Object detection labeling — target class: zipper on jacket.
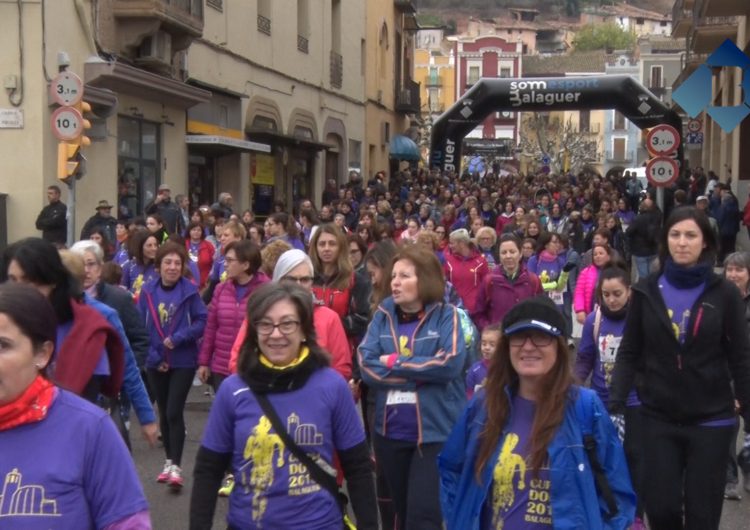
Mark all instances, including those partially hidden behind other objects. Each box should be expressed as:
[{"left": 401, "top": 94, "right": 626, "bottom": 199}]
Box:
[
  {"left": 692, "top": 306, "right": 704, "bottom": 339},
  {"left": 677, "top": 354, "right": 683, "bottom": 371}
]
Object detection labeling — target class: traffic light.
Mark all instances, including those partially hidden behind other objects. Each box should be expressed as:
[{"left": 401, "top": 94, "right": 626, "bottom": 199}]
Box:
[
  {"left": 55, "top": 100, "right": 91, "bottom": 183},
  {"left": 50, "top": 71, "right": 92, "bottom": 183}
]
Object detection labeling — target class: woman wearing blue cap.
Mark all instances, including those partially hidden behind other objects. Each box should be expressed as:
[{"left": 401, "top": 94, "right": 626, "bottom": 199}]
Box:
[{"left": 439, "top": 295, "right": 635, "bottom": 530}]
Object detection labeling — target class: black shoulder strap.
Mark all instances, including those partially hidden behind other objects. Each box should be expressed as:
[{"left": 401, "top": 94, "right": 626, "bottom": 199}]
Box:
[{"left": 252, "top": 390, "right": 344, "bottom": 511}]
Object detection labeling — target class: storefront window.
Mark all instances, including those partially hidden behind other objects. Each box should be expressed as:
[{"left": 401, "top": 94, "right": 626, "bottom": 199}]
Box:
[{"left": 117, "top": 117, "right": 160, "bottom": 219}]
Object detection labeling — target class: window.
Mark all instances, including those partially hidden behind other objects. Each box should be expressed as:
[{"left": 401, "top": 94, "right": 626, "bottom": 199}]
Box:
[
  {"left": 348, "top": 140, "right": 362, "bottom": 174},
  {"left": 428, "top": 88, "right": 440, "bottom": 112},
  {"left": 258, "top": 0, "right": 271, "bottom": 35},
  {"left": 636, "top": 18, "right": 644, "bottom": 25},
  {"left": 117, "top": 117, "right": 160, "bottom": 220},
  {"left": 297, "top": 0, "right": 310, "bottom": 53},
  {"left": 613, "top": 110, "right": 626, "bottom": 130},
  {"left": 650, "top": 65, "right": 663, "bottom": 88},
  {"left": 500, "top": 67, "right": 512, "bottom": 78},
  {"left": 613, "top": 138, "right": 627, "bottom": 160},
  {"left": 331, "top": 0, "right": 341, "bottom": 53},
  {"left": 579, "top": 110, "right": 590, "bottom": 132},
  {"left": 468, "top": 65, "right": 480, "bottom": 85}
]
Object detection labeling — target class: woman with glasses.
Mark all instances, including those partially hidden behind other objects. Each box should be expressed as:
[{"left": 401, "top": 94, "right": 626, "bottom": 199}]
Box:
[
  {"left": 198, "top": 240, "right": 268, "bottom": 393},
  {"left": 138, "top": 242, "right": 207, "bottom": 490},
  {"left": 190, "top": 282, "right": 377, "bottom": 530},
  {"left": 309, "top": 224, "right": 371, "bottom": 346},
  {"left": 348, "top": 234, "right": 367, "bottom": 272},
  {"left": 228, "top": 249, "right": 352, "bottom": 381},
  {"left": 358, "top": 246, "right": 468, "bottom": 530},
  {"left": 439, "top": 295, "right": 635, "bottom": 530}
]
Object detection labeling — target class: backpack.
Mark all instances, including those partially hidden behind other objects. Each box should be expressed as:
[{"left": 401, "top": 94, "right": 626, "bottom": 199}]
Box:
[{"left": 574, "top": 389, "right": 619, "bottom": 520}]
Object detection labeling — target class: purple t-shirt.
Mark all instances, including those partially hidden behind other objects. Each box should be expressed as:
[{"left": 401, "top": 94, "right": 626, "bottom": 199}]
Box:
[
  {"left": 188, "top": 241, "right": 201, "bottom": 263},
  {"left": 201, "top": 371, "right": 365, "bottom": 530},
  {"left": 384, "top": 320, "right": 420, "bottom": 442},
  {"left": 234, "top": 281, "right": 251, "bottom": 302},
  {"left": 466, "top": 359, "right": 489, "bottom": 399},
  {"left": 149, "top": 283, "right": 183, "bottom": 335},
  {"left": 658, "top": 274, "right": 704, "bottom": 344},
  {"left": 0, "top": 390, "right": 149, "bottom": 529},
  {"left": 482, "top": 395, "right": 552, "bottom": 529},
  {"left": 576, "top": 312, "right": 639, "bottom": 407},
  {"left": 122, "top": 261, "right": 158, "bottom": 296},
  {"left": 210, "top": 254, "right": 227, "bottom": 283}
]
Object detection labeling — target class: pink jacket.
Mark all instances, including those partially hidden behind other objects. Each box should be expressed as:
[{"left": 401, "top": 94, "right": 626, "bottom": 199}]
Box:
[
  {"left": 228, "top": 304, "right": 352, "bottom": 380},
  {"left": 198, "top": 273, "right": 269, "bottom": 375},
  {"left": 443, "top": 248, "right": 489, "bottom": 314},
  {"left": 574, "top": 265, "right": 600, "bottom": 315}
]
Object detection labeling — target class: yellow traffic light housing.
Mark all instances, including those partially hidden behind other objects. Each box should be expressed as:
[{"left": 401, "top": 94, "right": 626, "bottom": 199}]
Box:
[{"left": 57, "top": 141, "right": 81, "bottom": 182}]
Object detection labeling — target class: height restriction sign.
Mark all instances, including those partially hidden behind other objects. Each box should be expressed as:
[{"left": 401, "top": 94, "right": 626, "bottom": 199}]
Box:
[{"left": 646, "top": 124, "right": 680, "bottom": 157}]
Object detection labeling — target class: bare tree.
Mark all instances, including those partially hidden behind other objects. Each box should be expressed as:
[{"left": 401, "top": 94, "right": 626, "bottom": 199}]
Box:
[{"left": 519, "top": 112, "right": 600, "bottom": 174}]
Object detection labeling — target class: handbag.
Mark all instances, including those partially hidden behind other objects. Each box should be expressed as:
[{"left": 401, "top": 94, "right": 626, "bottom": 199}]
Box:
[{"left": 252, "top": 390, "right": 357, "bottom": 530}]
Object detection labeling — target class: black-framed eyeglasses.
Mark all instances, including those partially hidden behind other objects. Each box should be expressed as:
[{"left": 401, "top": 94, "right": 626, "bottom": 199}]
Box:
[
  {"left": 508, "top": 330, "right": 555, "bottom": 347},
  {"left": 282, "top": 275, "right": 314, "bottom": 286},
  {"left": 255, "top": 320, "right": 301, "bottom": 335}
]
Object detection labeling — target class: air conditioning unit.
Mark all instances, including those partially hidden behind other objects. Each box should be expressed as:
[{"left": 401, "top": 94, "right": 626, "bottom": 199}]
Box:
[{"left": 137, "top": 31, "right": 173, "bottom": 66}]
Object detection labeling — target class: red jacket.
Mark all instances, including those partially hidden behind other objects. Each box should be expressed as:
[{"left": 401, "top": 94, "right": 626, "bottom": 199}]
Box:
[
  {"left": 444, "top": 248, "right": 489, "bottom": 314},
  {"left": 227, "top": 304, "right": 352, "bottom": 380},
  {"left": 198, "top": 273, "right": 269, "bottom": 375}
]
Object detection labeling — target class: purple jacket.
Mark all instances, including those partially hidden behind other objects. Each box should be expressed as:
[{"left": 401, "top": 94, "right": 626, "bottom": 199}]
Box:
[
  {"left": 198, "top": 273, "right": 269, "bottom": 375},
  {"left": 471, "top": 266, "right": 542, "bottom": 331}
]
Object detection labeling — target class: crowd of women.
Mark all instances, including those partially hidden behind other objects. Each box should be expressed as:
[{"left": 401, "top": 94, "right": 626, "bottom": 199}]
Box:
[{"left": 0, "top": 165, "right": 749, "bottom": 530}]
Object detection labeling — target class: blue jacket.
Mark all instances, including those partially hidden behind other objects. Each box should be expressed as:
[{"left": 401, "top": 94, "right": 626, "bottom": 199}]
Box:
[
  {"left": 357, "top": 297, "right": 467, "bottom": 444},
  {"left": 438, "top": 386, "right": 635, "bottom": 530},
  {"left": 84, "top": 295, "right": 156, "bottom": 425},
  {"left": 138, "top": 277, "right": 207, "bottom": 370}
]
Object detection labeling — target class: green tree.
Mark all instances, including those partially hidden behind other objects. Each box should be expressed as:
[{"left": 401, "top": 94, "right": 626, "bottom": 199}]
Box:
[{"left": 573, "top": 22, "right": 635, "bottom": 51}]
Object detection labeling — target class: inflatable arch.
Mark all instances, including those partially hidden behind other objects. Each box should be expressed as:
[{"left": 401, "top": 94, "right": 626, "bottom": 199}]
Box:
[{"left": 429, "top": 75, "right": 684, "bottom": 175}]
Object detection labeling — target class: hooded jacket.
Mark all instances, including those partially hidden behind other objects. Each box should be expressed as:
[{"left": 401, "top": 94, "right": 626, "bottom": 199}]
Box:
[
  {"left": 609, "top": 272, "right": 750, "bottom": 425},
  {"left": 471, "top": 266, "right": 542, "bottom": 331},
  {"left": 138, "top": 277, "right": 207, "bottom": 370},
  {"left": 444, "top": 248, "right": 489, "bottom": 314},
  {"left": 439, "top": 387, "right": 635, "bottom": 530},
  {"left": 198, "top": 274, "right": 269, "bottom": 376},
  {"left": 357, "top": 297, "right": 467, "bottom": 444}
]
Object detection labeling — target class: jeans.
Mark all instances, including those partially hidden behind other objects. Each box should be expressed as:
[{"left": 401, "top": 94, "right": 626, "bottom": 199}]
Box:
[
  {"left": 642, "top": 414, "right": 734, "bottom": 530},
  {"left": 633, "top": 255, "right": 656, "bottom": 282}
]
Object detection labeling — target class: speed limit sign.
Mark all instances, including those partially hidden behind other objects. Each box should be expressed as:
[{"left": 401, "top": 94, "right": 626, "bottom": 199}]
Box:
[
  {"left": 50, "top": 106, "right": 84, "bottom": 141},
  {"left": 646, "top": 156, "right": 679, "bottom": 187},
  {"left": 50, "top": 72, "right": 83, "bottom": 107}
]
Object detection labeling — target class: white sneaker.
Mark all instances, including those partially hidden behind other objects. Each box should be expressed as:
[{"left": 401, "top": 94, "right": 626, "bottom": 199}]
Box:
[
  {"left": 168, "top": 465, "right": 184, "bottom": 490},
  {"left": 157, "top": 459, "right": 172, "bottom": 483}
]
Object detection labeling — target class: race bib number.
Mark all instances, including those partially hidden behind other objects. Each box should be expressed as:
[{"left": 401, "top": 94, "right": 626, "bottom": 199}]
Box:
[
  {"left": 549, "top": 290, "right": 564, "bottom": 305},
  {"left": 386, "top": 390, "right": 417, "bottom": 406},
  {"left": 598, "top": 335, "right": 621, "bottom": 364}
]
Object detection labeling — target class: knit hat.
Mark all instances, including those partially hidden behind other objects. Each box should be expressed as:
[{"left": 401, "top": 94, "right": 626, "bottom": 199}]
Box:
[
  {"left": 272, "top": 249, "right": 313, "bottom": 282},
  {"left": 502, "top": 296, "right": 567, "bottom": 339}
]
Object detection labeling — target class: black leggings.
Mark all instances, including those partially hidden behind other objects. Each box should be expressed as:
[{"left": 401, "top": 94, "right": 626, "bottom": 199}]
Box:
[
  {"left": 373, "top": 433, "right": 443, "bottom": 530},
  {"left": 642, "top": 414, "right": 734, "bottom": 530},
  {"left": 148, "top": 367, "right": 195, "bottom": 467}
]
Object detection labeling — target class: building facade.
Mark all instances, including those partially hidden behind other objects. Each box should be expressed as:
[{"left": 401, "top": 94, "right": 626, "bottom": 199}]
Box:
[{"left": 603, "top": 52, "right": 642, "bottom": 173}]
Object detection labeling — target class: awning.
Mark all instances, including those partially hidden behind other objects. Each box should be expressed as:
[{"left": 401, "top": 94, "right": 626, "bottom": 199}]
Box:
[
  {"left": 186, "top": 135, "right": 271, "bottom": 154},
  {"left": 389, "top": 134, "right": 421, "bottom": 161},
  {"left": 245, "top": 129, "right": 330, "bottom": 151}
]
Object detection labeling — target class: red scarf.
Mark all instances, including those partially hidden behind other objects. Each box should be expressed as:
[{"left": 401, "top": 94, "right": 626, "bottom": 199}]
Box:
[{"left": 0, "top": 376, "right": 55, "bottom": 432}]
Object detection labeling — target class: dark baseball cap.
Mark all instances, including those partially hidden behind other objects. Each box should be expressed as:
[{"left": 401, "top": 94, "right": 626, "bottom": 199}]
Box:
[{"left": 502, "top": 296, "right": 567, "bottom": 339}]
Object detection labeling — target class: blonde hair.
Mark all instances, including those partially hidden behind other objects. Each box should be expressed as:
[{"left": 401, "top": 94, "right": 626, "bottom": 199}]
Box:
[{"left": 260, "top": 240, "right": 292, "bottom": 277}]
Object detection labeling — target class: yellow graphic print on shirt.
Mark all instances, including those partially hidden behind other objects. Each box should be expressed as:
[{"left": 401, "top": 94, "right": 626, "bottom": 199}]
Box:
[
  {"left": 133, "top": 274, "right": 144, "bottom": 296},
  {"left": 667, "top": 308, "right": 691, "bottom": 340},
  {"left": 491, "top": 433, "right": 527, "bottom": 527},
  {"left": 0, "top": 468, "right": 59, "bottom": 518},
  {"left": 220, "top": 270, "right": 228, "bottom": 282},
  {"left": 399, "top": 335, "right": 413, "bottom": 357},
  {"left": 240, "top": 416, "right": 286, "bottom": 525}
]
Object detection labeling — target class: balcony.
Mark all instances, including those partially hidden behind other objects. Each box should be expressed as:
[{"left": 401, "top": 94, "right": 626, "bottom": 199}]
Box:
[
  {"left": 425, "top": 75, "right": 442, "bottom": 88},
  {"left": 396, "top": 79, "right": 421, "bottom": 115},
  {"left": 330, "top": 51, "right": 343, "bottom": 89},
  {"left": 689, "top": 15, "right": 739, "bottom": 53},
  {"left": 297, "top": 35, "right": 309, "bottom": 54},
  {"left": 606, "top": 150, "right": 633, "bottom": 163},
  {"left": 672, "top": 0, "right": 693, "bottom": 38},
  {"left": 394, "top": 0, "right": 416, "bottom": 13},
  {"left": 696, "top": 0, "right": 750, "bottom": 17},
  {"left": 257, "top": 14, "right": 271, "bottom": 35},
  {"left": 113, "top": 0, "right": 203, "bottom": 51}
]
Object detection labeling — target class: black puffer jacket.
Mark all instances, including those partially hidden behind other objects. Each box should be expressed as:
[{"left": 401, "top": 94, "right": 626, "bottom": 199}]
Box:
[{"left": 609, "top": 272, "right": 750, "bottom": 425}]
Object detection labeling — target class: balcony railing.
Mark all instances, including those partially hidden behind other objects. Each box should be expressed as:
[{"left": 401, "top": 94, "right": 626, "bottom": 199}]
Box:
[
  {"left": 297, "top": 35, "right": 309, "bottom": 54},
  {"left": 425, "top": 76, "right": 442, "bottom": 88},
  {"left": 606, "top": 150, "right": 633, "bottom": 162},
  {"left": 113, "top": 0, "right": 204, "bottom": 37},
  {"left": 694, "top": 15, "right": 739, "bottom": 29},
  {"left": 330, "top": 51, "right": 343, "bottom": 89},
  {"left": 257, "top": 14, "right": 271, "bottom": 35},
  {"left": 396, "top": 79, "right": 421, "bottom": 115}
]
